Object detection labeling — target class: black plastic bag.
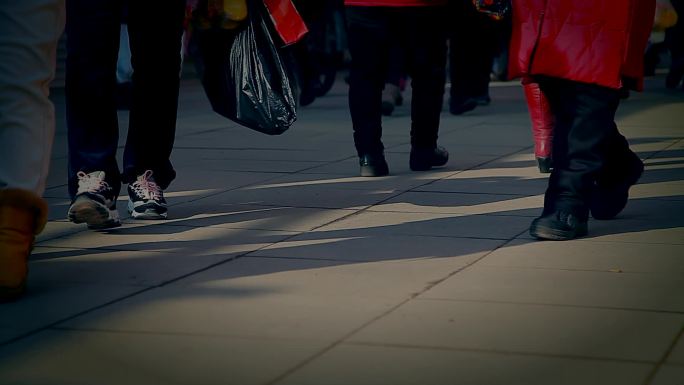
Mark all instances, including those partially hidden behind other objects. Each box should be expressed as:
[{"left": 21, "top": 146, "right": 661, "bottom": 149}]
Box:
[{"left": 191, "top": 2, "right": 298, "bottom": 135}]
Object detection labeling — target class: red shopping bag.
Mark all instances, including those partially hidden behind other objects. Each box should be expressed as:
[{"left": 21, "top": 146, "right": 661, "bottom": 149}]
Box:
[{"left": 262, "top": 0, "right": 308, "bottom": 46}]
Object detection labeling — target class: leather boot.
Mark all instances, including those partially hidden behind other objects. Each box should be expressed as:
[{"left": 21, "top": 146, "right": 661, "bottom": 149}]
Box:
[
  {"left": 0, "top": 188, "right": 48, "bottom": 302},
  {"left": 523, "top": 79, "right": 554, "bottom": 173}
]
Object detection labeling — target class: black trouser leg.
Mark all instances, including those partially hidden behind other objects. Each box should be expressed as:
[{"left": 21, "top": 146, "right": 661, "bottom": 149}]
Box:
[
  {"left": 346, "top": 7, "right": 391, "bottom": 156},
  {"left": 122, "top": 0, "right": 184, "bottom": 189},
  {"left": 385, "top": 42, "right": 405, "bottom": 87},
  {"left": 448, "top": 0, "right": 496, "bottom": 103},
  {"left": 537, "top": 77, "right": 622, "bottom": 215},
  {"left": 346, "top": 6, "right": 447, "bottom": 154},
  {"left": 404, "top": 8, "right": 448, "bottom": 148}
]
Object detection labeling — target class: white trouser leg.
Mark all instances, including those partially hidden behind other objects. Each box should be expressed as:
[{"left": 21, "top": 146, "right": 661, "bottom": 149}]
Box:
[{"left": 0, "top": 0, "right": 65, "bottom": 195}]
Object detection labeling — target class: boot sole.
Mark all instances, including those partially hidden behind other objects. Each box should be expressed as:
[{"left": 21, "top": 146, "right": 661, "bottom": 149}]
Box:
[
  {"left": 536, "top": 157, "right": 553, "bottom": 173},
  {"left": 410, "top": 156, "right": 448, "bottom": 171},
  {"left": 360, "top": 165, "right": 389, "bottom": 177},
  {"left": 529, "top": 222, "right": 588, "bottom": 241},
  {"left": 591, "top": 159, "right": 644, "bottom": 220}
]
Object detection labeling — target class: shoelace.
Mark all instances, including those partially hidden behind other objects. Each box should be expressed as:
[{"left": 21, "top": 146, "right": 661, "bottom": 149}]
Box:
[
  {"left": 77, "top": 171, "right": 110, "bottom": 194},
  {"left": 131, "top": 170, "right": 162, "bottom": 201}
]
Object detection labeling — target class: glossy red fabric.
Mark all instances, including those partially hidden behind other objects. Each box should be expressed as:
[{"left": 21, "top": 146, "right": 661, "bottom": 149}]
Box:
[
  {"left": 344, "top": 0, "right": 447, "bottom": 6},
  {"left": 263, "top": 0, "right": 308, "bottom": 45},
  {"left": 508, "top": 0, "right": 655, "bottom": 90}
]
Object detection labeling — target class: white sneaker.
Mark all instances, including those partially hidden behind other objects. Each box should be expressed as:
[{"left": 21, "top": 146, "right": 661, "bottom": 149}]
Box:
[
  {"left": 67, "top": 171, "right": 121, "bottom": 229},
  {"left": 127, "top": 170, "right": 168, "bottom": 219}
]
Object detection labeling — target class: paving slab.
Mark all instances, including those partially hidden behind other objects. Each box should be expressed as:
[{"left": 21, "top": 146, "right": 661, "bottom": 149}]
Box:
[
  {"left": 421, "top": 265, "right": 684, "bottom": 312},
  {"left": 650, "top": 365, "right": 684, "bottom": 385},
  {"left": 348, "top": 300, "right": 683, "bottom": 362},
  {"left": 158, "top": 203, "right": 356, "bottom": 232},
  {"left": 0, "top": 283, "right": 144, "bottom": 343},
  {"left": 276, "top": 344, "right": 653, "bottom": 385},
  {"left": 668, "top": 333, "right": 684, "bottom": 365},
  {"left": 315, "top": 210, "right": 531, "bottom": 240},
  {"left": 57, "top": 258, "right": 409, "bottom": 341},
  {"left": 0, "top": 330, "right": 328, "bottom": 385},
  {"left": 252, "top": 233, "right": 503, "bottom": 263},
  {"left": 1, "top": 73, "right": 680, "bottom": 385},
  {"left": 478, "top": 239, "right": 684, "bottom": 273},
  {"left": 367, "top": 191, "right": 542, "bottom": 216},
  {"left": 182, "top": 181, "right": 397, "bottom": 209}
]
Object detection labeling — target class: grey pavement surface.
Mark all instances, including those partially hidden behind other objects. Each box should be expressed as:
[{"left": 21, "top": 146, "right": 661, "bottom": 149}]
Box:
[{"left": 1, "top": 74, "right": 684, "bottom": 385}]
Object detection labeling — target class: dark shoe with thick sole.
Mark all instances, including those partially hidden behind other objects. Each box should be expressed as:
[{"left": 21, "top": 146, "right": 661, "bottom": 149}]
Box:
[
  {"left": 359, "top": 153, "right": 389, "bottom": 177},
  {"left": 529, "top": 209, "right": 588, "bottom": 241},
  {"left": 410, "top": 146, "right": 449, "bottom": 171},
  {"left": 536, "top": 157, "right": 553, "bottom": 173},
  {"left": 449, "top": 98, "right": 477, "bottom": 115},
  {"left": 474, "top": 95, "right": 491, "bottom": 106},
  {"left": 590, "top": 154, "right": 644, "bottom": 220},
  {"left": 665, "top": 62, "right": 684, "bottom": 89},
  {"left": 381, "top": 101, "right": 395, "bottom": 116}
]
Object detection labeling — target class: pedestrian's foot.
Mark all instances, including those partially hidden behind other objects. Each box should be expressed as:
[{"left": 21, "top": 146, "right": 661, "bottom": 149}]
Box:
[
  {"left": 590, "top": 152, "right": 643, "bottom": 220},
  {"left": 68, "top": 171, "right": 121, "bottom": 229},
  {"left": 536, "top": 157, "right": 553, "bottom": 173},
  {"left": 665, "top": 63, "right": 684, "bottom": 89},
  {"left": 128, "top": 170, "right": 168, "bottom": 219},
  {"left": 359, "top": 153, "right": 389, "bottom": 177},
  {"left": 474, "top": 94, "right": 491, "bottom": 106},
  {"left": 410, "top": 146, "right": 449, "bottom": 171},
  {"left": 449, "top": 98, "right": 477, "bottom": 115},
  {"left": 381, "top": 83, "right": 403, "bottom": 116},
  {"left": 529, "top": 209, "right": 588, "bottom": 241}
]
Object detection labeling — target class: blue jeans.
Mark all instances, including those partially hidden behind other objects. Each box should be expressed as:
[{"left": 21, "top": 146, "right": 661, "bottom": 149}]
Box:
[
  {"left": 0, "top": 0, "right": 65, "bottom": 195},
  {"left": 65, "top": 0, "right": 185, "bottom": 198}
]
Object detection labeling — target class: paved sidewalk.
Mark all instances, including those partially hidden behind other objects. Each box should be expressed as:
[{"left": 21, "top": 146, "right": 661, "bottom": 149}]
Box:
[{"left": 1, "top": 75, "right": 683, "bottom": 385}]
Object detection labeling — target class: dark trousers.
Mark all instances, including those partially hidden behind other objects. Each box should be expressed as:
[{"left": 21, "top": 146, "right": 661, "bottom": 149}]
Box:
[
  {"left": 449, "top": 0, "right": 499, "bottom": 103},
  {"left": 66, "top": 0, "right": 185, "bottom": 198},
  {"left": 346, "top": 6, "right": 448, "bottom": 156},
  {"left": 537, "top": 76, "right": 634, "bottom": 215},
  {"left": 666, "top": 0, "right": 684, "bottom": 59}
]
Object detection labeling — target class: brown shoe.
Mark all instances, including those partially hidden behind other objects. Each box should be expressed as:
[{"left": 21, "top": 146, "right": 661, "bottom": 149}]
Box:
[{"left": 0, "top": 189, "right": 47, "bottom": 302}]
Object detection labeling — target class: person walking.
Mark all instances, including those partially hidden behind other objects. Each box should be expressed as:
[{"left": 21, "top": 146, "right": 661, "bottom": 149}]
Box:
[
  {"left": 665, "top": 0, "right": 684, "bottom": 89},
  {"left": 448, "top": 0, "right": 499, "bottom": 115},
  {"left": 509, "top": 0, "right": 655, "bottom": 240},
  {"left": 65, "top": 0, "right": 185, "bottom": 229},
  {"left": 345, "top": 0, "right": 449, "bottom": 176},
  {"left": 0, "top": 0, "right": 64, "bottom": 301}
]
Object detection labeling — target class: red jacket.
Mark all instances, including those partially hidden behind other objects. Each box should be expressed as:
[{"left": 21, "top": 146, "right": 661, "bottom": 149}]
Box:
[
  {"left": 345, "top": 0, "right": 447, "bottom": 6},
  {"left": 508, "top": 0, "right": 655, "bottom": 90}
]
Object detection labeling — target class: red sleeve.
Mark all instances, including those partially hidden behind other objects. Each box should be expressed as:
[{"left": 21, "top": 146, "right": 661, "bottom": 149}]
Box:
[{"left": 345, "top": 0, "right": 447, "bottom": 6}]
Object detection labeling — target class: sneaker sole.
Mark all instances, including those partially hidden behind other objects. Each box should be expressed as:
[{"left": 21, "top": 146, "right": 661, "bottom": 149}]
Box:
[
  {"left": 128, "top": 200, "right": 168, "bottom": 220},
  {"left": 68, "top": 199, "right": 121, "bottom": 229}
]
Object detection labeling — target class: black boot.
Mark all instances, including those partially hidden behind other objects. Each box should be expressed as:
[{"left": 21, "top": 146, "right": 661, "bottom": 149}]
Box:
[
  {"left": 410, "top": 146, "right": 449, "bottom": 171},
  {"left": 529, "top": 209, "right": 588, "bottom": 241},
  {"left": 359, "top": 153, "right": 389, "bottom": 177},
  {"left": 449, "top": 97, "right": 477, "bottom": 115},
  {"left": 590, "top": 152, "right": 644, "bottom": 220}
]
